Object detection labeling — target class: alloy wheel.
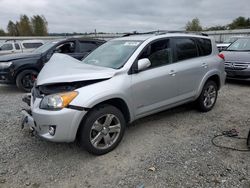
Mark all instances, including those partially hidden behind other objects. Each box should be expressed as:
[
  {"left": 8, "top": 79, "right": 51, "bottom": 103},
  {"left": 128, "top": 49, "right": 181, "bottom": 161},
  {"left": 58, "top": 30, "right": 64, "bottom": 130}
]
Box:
[{"left": 90, "top": 114, "right": 121, "bottom": 150}]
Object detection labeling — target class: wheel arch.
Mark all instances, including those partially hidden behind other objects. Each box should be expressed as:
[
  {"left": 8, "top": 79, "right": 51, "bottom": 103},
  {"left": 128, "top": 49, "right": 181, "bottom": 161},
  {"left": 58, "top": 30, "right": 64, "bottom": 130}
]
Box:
[
  {"left": 14, "top": 67, "right": 39, "bottom": 80},
  {"left": 75, "top": 97, "right": 132, "bottom": 141},
  {"left": 196, "top": 71, "right": 221, "bottom": 99}
]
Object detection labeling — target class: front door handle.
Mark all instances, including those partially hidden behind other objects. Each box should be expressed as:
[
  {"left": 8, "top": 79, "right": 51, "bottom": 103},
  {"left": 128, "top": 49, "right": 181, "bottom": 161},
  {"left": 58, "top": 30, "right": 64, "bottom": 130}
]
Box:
[
  {"left": 169, "top": 70, "right": 176, "bottom": 76},
  {"left": 202, "top": 63, "right": 208, "bottom": 68}
]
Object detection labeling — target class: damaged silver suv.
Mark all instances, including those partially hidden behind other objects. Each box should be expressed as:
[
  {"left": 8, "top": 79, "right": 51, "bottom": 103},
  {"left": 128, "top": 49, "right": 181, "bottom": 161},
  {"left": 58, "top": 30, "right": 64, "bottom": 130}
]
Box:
[{"left": 21, "top": 33, "right": 226, "bottom": 155}]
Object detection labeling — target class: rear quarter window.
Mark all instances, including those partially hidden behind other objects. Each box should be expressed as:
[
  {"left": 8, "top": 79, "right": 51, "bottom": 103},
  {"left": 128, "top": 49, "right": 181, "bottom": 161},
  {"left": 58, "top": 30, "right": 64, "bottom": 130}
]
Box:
[
  {"left": 22, "top": 42, "right": 43, "bottom": 49},
  {"left": 196, "top": 38, "right": 212, "bottom": 56}
]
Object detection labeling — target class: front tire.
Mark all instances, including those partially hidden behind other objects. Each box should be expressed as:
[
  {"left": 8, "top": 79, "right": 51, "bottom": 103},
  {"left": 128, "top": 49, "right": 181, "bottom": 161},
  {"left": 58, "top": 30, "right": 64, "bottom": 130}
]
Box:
[
  {"left": 197, "top": 80, "right": 218, "bottom": 112},
  {"left": 79, "top": 105, "right": 126, "bottom": 155},
  {"left": 16, "top": 70, "right": 38, "bottom": 92}
]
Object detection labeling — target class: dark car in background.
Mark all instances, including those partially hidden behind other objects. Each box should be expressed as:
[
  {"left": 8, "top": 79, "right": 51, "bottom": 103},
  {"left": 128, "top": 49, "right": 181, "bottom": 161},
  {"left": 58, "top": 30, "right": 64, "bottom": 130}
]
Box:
[
  {"left": 221, "top": 37, "right": 250, "bottom": 80},
  {"left": 0, "top": 38, "right": 105, "bottom": 91}
]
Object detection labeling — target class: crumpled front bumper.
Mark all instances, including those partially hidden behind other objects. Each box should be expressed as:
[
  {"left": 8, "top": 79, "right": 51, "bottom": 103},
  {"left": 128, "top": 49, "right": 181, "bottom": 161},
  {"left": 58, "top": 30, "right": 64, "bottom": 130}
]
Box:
[{"left": 21, "top": 95, "right": 87, "bottom": 142}]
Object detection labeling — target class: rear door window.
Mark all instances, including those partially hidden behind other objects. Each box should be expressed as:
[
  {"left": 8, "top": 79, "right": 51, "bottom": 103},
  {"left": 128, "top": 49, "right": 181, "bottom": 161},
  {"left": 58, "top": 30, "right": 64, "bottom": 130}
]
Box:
[
  {"left": 173, "top": 38, "right": 198, "bottom": 61},
  {"left": 15, "top": 43, "right": 21, "bottom": 50},
  {"left": 79, "top": 42, "right": 98, "bottom": 53}
]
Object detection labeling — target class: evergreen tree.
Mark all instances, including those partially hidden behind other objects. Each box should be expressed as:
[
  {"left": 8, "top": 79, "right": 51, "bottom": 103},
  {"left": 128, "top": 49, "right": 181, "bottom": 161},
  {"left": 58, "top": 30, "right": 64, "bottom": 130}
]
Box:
[
  {"left": 0, "top": 28, "right": 5, "bottom": 36},
  {"left": 228, "top": 16, "right": 250, "bottom": 29},
  {"left": 18, "top": 15, "right": 33, "bottom": 36},
  {"left": 7, "top": 21, "right": 17, "bottom": 36},
  {"left": 31, "top": 15, "right": 48, "bottom": 36}
]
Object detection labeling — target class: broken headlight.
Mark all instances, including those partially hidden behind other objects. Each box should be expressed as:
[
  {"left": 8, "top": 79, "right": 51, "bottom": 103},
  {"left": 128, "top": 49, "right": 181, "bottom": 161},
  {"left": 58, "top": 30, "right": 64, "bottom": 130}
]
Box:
[{"left": 40, "top": 91, "right": 78, "bottom": 110}]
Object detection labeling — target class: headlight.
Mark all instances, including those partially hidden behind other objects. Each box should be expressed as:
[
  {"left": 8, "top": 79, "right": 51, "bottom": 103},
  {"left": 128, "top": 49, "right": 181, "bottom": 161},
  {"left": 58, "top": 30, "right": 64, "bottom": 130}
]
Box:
[
  {"left": 0, "top": 62, "right": 12, "bottom": 69},
  {"left": 40, "top": 91, "right": 78, "bottom": 110}
]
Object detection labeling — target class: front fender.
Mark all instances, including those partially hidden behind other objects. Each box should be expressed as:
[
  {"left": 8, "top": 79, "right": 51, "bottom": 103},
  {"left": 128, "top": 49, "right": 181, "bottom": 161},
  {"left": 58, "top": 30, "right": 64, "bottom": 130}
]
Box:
[{"left": 71, "top": 89, "right": 135, "bottom": 122}]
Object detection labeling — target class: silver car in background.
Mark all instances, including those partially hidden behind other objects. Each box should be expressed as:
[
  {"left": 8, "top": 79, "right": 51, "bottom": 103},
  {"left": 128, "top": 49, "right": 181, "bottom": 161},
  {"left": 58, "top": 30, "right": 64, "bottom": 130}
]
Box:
[
  {"left": 222, "top": 37, "right": 250, "bottom": 80},
  {"left": 217, "top": 36, "right": 243, "bottom": 52},
  {"left": 21, "top": 33, "right": 226, "bottom": 155}
]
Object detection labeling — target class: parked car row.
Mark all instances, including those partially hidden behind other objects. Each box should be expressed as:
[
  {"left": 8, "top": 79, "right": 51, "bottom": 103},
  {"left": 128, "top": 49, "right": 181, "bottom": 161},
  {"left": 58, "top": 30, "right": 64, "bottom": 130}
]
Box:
[
  {"left": 220, "top": 37, "right": 250, "bottom": 81},
  {"left": 0, "top": 38, "right": 105, "bottom": 91},
  {"left": 0, "top": 40, "right": 44, "bottom": 55},
  {"left": 20, "top": 32, "right": 226, "bottom": 155}
]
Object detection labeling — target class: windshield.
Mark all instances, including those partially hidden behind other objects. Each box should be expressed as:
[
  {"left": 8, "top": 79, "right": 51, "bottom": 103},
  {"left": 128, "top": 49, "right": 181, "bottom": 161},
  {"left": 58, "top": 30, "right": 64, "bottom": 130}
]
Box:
[
  {"left": 224, "top": 37, "right": 238, "bottom": 43},
  {"left": 227, "top": 38, "right": 250, "bottom": 51},
  {"left": 82, "top": 40, "right": 141, "bottom": 69},
  {"left": 32, "top": 41, "right": 58, "bottom": 53}
]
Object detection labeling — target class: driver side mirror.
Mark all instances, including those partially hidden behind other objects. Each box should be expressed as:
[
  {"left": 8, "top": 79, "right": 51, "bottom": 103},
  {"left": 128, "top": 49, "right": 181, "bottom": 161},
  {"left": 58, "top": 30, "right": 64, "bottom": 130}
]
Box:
[{"left": 137, "top": 58, "right": 151, "bottom": 72}]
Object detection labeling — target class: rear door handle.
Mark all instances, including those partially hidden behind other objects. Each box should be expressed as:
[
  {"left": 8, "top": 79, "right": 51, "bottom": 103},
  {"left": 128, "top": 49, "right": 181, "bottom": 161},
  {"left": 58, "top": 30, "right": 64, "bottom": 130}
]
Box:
[
  {"left": 202, "top": 63, "right": 208, "bottom": 68},
  {"left": 169, "top": 70, "right": 176, "bottom": 76}
]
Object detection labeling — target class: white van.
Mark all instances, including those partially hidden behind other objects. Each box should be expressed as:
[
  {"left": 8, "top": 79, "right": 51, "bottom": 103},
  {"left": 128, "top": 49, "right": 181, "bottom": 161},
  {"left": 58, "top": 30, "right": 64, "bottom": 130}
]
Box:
[{"left": 0, "top": 40, "right": 44, "bottom": 55}]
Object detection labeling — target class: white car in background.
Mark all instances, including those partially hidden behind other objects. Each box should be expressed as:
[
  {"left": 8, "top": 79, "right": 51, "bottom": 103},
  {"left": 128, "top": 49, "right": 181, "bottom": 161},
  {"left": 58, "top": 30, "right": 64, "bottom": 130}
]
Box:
[{"left": 0, "top": 40, "right": 44, "bottom": 55}]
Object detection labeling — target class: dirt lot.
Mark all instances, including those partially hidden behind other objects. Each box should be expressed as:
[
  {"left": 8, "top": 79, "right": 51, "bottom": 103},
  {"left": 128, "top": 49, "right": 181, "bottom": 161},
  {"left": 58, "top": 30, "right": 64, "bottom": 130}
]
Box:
[{"left": 0, "top": 81, "right": 250, "bottom": 188}]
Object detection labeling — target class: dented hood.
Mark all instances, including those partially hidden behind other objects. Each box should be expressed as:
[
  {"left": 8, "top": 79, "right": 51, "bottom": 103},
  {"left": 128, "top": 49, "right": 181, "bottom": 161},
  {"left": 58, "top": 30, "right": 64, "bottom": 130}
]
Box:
[{"left": 37, "top": 53, "right": 116, "bottom": 86}]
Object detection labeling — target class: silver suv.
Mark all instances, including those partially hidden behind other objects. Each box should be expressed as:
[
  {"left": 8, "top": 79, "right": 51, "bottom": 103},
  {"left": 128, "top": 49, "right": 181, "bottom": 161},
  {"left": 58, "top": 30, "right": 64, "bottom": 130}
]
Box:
[{"left": 21, "top": 33, "right": 226, "bottom": 155}]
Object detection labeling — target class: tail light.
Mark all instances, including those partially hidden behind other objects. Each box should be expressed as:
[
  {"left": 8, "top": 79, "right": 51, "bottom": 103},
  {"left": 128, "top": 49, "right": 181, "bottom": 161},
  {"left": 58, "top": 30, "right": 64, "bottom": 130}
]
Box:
[{"left": 218, "top": 53, "right": 225, "bottom": 60}]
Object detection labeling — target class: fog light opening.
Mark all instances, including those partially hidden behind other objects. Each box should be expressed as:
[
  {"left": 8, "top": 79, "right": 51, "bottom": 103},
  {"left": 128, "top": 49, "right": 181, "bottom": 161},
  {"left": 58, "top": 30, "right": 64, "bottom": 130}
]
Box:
[{"left": 49, "top": 126, "right": 56, "bottom": 136}]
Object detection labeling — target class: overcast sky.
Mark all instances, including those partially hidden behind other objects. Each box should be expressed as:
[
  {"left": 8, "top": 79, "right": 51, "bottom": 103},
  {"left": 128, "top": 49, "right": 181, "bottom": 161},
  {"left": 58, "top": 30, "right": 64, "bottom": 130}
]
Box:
[{"left": 0, "top": 0, "right": 249, "bottom": 33}]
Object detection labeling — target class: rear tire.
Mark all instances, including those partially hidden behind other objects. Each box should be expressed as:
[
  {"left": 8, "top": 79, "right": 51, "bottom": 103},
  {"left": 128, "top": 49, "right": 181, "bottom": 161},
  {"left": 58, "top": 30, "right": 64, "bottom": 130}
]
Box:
[
  {"left": 16, "top": 70, "right": 38, "bottom": 92},
  {"left": 79, "top": 104, "right": 126, "bottom": 155},
  {"left": 197, "top": 80, "right": 218, "bottom": 112}
]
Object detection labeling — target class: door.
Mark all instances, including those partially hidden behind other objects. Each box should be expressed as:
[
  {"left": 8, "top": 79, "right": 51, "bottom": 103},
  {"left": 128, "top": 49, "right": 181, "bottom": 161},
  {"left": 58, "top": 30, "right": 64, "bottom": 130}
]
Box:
[
  {"left": 131, "top": 39, "right": 179, "bottom": 117},
  {"left": 171, "top": 37, "right": 208, "bottom": 99}
]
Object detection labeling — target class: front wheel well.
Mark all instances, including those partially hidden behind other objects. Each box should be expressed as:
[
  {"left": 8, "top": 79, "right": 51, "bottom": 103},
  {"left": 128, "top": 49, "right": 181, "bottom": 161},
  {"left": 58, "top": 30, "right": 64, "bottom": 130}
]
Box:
[
  {"left": 76, "top": 98, "right": 131, "bottom": 141},
  {"left": 92, "top": 98, "right": 131, "bottom": 123}
]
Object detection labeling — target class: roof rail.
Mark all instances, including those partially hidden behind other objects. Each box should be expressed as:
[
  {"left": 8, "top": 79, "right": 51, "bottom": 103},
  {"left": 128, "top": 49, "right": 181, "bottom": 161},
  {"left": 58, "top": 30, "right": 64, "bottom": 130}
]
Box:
[
  {"left": 5, "top": 39, "right": 17, "bottom": 42},
  {"left": 122, "top": 30, "right": 209, "bottom": 37}
]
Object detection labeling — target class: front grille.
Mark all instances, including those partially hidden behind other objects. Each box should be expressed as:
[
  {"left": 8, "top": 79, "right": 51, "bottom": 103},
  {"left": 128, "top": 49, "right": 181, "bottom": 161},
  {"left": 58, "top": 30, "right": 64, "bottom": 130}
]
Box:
[
  {"left": 225, "top": 61, "right": 249, "bottom": 70},
  {"left": 31, "top": 87, "right": 42, "bottom": 101}
]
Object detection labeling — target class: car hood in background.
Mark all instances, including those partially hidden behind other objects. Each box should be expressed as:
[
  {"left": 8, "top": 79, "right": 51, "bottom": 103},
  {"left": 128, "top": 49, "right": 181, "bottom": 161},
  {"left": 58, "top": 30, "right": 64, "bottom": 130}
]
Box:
[
  {"left": 37, "top": 53, "right": 116, "bottom": 86},
  {"left": 0, "top": 52, "right": 42, "bottom": 62},
  {"left": 222, "top": 50, "right": 250, "bottom": 63},
  {"left": 216, "top": 43, "right": 231, "bottom": 47}
]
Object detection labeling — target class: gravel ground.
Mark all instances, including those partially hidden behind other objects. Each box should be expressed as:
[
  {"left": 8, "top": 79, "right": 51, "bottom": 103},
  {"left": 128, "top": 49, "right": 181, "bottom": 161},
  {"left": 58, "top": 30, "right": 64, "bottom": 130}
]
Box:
[{"left": 0, "top": 81, "right": 250, "bottom": 188}]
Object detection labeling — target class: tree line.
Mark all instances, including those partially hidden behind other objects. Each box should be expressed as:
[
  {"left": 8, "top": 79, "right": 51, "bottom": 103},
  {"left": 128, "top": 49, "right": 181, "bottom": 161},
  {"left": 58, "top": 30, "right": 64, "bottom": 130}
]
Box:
[
  {"left": 186, "top": 16, "right": 250, "bottom": 31},
  {"left": 0, "top": 14, "right": 48, "bottom": 36}
]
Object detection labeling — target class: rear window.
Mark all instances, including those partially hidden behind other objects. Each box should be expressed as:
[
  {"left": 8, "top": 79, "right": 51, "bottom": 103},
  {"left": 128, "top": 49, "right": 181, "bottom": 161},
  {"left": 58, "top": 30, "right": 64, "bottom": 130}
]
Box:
[
  {"left": 174, "top": 38, "right": 198, "bottom": 61},
  {"left": 196, "top": 38, "right": 212, "bottom": 56},
  {"left": 22, "top": 42, "right": 43, "bottom": 49}
]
